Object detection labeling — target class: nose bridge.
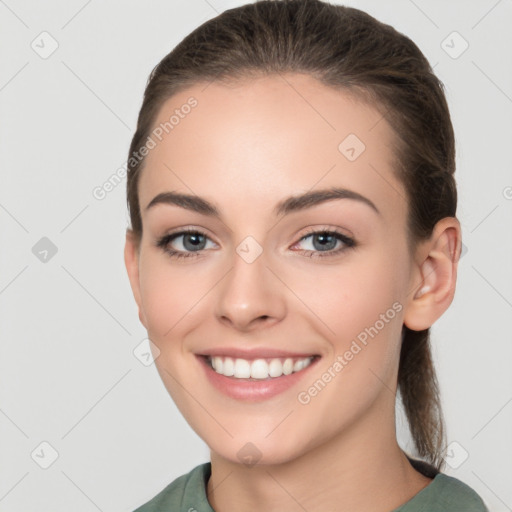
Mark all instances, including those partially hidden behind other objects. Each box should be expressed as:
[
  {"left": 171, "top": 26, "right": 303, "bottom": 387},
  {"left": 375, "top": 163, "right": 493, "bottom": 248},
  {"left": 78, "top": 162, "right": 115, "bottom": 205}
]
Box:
[{"left": 214, "top": 237, "right": 286, "bottom": 330}]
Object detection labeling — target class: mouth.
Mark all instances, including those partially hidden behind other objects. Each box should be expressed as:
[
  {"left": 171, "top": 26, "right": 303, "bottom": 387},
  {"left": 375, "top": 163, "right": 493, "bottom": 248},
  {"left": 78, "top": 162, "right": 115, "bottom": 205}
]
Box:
[
  {"left": 196, "top": 353, "right": 321, "bottom": 401},
  {"left": 203, "top": 354, "right": 319, "bottom": 380}
]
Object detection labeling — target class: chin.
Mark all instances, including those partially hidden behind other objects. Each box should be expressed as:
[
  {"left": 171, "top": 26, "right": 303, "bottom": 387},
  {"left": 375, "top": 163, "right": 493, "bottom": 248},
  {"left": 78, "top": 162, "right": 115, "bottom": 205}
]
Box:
[{"left": 206, "top": 431, "right": 315, "bottom": 468}]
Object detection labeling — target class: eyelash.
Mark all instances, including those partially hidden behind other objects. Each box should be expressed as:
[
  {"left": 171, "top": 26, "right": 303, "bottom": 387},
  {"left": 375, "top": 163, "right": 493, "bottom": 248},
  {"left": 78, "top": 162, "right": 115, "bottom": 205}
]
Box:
[{"left": 155, "top": 227, "right": 356, "bottom": 260}]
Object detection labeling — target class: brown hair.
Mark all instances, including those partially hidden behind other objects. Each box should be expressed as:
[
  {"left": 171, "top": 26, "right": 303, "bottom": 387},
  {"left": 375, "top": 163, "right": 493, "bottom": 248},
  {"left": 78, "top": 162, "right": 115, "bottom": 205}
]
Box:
[{"left": 126, "top": 0, "right": 456, "bottom": 471}]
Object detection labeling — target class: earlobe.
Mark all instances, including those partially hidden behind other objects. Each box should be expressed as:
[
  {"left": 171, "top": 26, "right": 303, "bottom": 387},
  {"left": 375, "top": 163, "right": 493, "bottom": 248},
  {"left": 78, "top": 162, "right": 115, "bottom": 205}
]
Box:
[
  {"left": 403, "top": 217, "right": 461, "bottom": 331},
  {"left": 124, "top": 229, "right": 147, "bottom": 328}
]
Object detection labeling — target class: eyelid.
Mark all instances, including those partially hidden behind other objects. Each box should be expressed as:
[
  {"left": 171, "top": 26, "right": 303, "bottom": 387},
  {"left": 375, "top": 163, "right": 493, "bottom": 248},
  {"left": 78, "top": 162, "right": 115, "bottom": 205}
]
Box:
[
  {"left": 296, "top": 224, "right": 354, "bottom": 241},
  {"left": 156, "top": 224, "right": 356, "bottom": 260},
  {"left": 155, "top": 226, "right": 218, "bottom": 251},
  {"left": 160, "top": 226, "right": 218, "bottom": 243},
  {"left": 290, "top": 226, "right": 355, "bottom": 254}
]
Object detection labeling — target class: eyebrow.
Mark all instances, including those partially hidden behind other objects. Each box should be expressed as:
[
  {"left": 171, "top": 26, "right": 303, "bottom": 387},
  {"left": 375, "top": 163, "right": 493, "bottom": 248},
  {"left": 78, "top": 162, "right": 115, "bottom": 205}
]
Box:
[{"left": 144, "top": 187, "right": 380, "bottom": 217}]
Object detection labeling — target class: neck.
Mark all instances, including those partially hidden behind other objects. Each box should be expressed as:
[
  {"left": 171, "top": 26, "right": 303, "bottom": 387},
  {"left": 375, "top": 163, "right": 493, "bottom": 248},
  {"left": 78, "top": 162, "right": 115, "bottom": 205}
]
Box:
[{"left": 206, "top": 399, "right": 433, "bottom": 512}]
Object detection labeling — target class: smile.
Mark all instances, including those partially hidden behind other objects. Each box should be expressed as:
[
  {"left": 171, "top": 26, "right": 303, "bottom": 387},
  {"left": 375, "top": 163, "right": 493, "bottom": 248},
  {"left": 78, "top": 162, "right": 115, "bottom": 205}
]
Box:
[
  {"left": 207, "top": 355, "right": 316, "bottom": 379},
  {"left": 197, "top": 353, "right": 321, "bottom": 401}
]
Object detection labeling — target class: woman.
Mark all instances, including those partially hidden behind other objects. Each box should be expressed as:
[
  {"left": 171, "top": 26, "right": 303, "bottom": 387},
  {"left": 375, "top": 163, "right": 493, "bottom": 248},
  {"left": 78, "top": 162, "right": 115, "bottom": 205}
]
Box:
[{"left": 124, "top": 0, "right": 489, "bottom": 510}]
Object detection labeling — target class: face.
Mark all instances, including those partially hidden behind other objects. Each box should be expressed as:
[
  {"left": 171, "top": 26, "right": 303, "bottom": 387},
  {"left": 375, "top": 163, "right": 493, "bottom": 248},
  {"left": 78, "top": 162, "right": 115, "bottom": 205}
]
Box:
[{"left": 126, "top": 73, "right": 419, "bottom": 465}]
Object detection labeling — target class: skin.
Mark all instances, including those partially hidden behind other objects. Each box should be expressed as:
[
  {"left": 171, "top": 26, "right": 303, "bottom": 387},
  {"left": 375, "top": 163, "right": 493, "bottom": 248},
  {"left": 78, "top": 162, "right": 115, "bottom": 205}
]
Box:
[{"left": 124, "top": 73, "right": 461, "bottom": 512}]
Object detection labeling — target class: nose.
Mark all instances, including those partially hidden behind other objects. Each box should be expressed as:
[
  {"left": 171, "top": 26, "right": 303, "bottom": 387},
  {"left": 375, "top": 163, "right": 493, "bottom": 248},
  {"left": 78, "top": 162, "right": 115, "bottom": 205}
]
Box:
[{"left": 214, "top": 248, "right": 287, "bottom": 332}]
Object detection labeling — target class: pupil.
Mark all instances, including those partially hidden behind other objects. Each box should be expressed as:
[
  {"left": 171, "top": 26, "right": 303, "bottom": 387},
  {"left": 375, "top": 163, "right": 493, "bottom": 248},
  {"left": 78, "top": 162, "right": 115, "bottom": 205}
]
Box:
[
  {"left": 184, "top": 233, "right": 205, "bottom": 251},
  {"left": 314, "top": 233, "right": 336, "bottom": 251}
]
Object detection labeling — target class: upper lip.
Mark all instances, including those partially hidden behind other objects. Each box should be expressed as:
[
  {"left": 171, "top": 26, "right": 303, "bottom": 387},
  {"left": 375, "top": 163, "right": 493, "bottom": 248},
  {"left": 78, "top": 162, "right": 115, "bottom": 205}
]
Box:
[{"left": 197, "top": 347, "right": 320, "bottom": 360}]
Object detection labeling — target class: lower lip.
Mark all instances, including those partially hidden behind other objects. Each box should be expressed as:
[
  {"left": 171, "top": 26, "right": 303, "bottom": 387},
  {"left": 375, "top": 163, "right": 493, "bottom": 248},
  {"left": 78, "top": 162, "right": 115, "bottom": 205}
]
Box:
[{"left": 196, "top": 355, "right": 320, "bottom": 402}]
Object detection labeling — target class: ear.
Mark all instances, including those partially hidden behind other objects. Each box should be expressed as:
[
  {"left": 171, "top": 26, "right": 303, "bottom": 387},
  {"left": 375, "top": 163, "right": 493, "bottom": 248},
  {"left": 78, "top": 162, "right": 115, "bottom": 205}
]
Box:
[
  {"left": 124, "top": 229, "right": 147, "bottom": 328},
  {"left": 403, "top": 217, "right": 462, "bottom": 331}
]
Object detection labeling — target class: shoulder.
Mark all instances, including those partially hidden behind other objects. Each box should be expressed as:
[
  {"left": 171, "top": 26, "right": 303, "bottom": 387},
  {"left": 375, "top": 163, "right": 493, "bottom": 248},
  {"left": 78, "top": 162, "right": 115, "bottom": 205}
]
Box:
[
  {"left": 401, "top": 457, "right": 488, "bottom": 512},
  {"left": 397, "top": 472, "right": 489, "bottom": 512},
  {"left": 431, "top": 473, "right": 489, "bottom": 511},
  {"left": 132, "top": 462, "right": 211, "bottom": 512}
]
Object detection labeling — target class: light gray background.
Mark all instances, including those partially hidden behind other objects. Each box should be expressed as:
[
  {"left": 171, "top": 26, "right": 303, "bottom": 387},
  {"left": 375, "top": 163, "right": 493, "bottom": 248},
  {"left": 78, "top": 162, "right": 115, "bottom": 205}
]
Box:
[{"left": 1, "top": 0, "right": 511, "bottom": 511}]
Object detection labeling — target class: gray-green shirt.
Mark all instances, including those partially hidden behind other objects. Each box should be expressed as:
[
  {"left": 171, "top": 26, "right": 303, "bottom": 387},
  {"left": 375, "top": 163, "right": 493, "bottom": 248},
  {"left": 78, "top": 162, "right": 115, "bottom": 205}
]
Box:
[{"left": 133, "top": 460, "right": 489, "bottom": 512}]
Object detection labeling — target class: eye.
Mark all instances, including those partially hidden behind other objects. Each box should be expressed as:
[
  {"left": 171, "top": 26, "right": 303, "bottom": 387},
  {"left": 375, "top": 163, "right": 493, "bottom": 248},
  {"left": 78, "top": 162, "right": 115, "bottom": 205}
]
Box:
[
  {"left": 156, "top": 228, "right": 216, "bottom": 260},
  {"left": 156, "top": 226, "right": 356, "bottom": 260},
  {"left": 291, "top": 228, "right": 355, "bottom": 258}
]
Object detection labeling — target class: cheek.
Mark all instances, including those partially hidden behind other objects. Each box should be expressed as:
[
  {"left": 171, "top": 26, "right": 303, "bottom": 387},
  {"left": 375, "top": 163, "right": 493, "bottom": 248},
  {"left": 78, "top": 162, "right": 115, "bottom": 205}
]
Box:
[
  {"left": 282, "top": 253, "right": 405, "bottom": 401},
  {"left": 138, "top": 251, "right": 193, "bottom": 340},
  {"left": 282, "top": 253, "right": 403, "bottom": 340},
  {"left": 291, "top": 260, "right": 404, "bottom": 427},
  {"left": 137, "top": 248, "right": 224, "bottom": 346}
]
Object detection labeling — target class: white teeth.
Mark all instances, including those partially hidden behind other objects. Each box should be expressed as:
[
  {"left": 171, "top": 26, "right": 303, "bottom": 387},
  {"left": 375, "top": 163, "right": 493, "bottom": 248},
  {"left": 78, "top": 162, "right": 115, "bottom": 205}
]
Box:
[
  {"left": 282, "top": 358, "right": 293, "bottom": 375},
  {"left": 223, "top": 357, "right": 235, "bottom": 376},
  {"left": 208, "top": 355, "right": 315, "bottom": 379},
  {"left": 293, "top": 359, "right": 304, "bottom": 372},
  {"left": 212, "top": 356, "right": 223, "bottom": 373},
  {"left": 269, "top": 359, "right": 283, "bottom": 377},
  {"left": 250, "top": 359, "right": 269, "bottom": 379},
  {"left": 234, "top": 358, "right": 251, "bottom": 378}
]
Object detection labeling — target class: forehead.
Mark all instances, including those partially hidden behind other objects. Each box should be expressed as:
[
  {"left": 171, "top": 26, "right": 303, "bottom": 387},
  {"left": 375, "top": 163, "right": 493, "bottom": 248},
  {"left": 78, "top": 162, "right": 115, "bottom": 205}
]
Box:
[{"left": 138, "top": 73, "right": 406, "bottom": 222}]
